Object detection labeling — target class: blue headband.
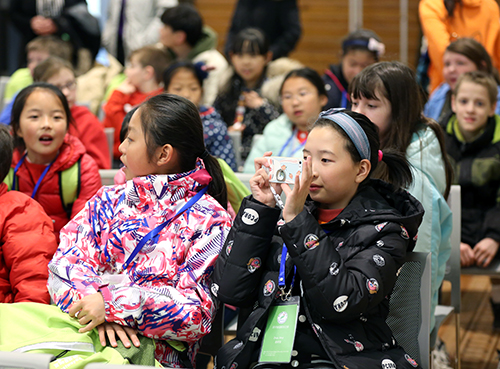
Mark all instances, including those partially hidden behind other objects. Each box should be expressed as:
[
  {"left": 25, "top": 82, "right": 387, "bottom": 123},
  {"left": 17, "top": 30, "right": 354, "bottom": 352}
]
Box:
[{"left": 318, "top": 108, "right": 371, "bottom": 161}]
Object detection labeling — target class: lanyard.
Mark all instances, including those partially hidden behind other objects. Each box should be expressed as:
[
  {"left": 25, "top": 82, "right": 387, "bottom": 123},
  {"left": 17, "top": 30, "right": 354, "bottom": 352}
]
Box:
[
  {"left": 278, "top": 244, "right": 297, "bottom": 301},
  {"left": 12, "top": 153, "right": 57, "bottom": 199},
  {"left": 121, "top": 186, "right": 208, "bottom": 271},
  {"left": 324, "top": 69, "right": 350, "bottom": 109},
  {"left": 278, "top": 129, "right": 306, "bottom": 157}
]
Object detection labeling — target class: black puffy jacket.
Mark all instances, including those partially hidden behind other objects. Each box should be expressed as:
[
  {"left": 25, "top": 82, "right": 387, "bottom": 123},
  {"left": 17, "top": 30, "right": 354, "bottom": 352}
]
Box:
[{"left": 212, "top": 179, "right": 424, "bottom": 369}]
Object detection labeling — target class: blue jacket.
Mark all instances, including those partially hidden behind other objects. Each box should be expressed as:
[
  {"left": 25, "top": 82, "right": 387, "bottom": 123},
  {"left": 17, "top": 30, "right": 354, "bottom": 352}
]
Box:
[
  {"left": 406, "top": 127, "right": 452, "bottom": 331},
  {"left": 424, "top": 82, "right": 500, "bottom": 123}
]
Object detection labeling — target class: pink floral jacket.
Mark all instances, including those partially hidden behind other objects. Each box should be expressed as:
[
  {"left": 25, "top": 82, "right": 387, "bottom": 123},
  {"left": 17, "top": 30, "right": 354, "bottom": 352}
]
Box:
[{"left": 48, "top": 162, "right": 232, "bottom": 367}]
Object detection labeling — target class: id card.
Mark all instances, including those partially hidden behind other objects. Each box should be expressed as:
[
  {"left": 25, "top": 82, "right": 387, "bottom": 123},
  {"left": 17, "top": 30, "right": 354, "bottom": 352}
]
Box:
[{"left": 259, "top": 296, "right": 300, "bottom": 363}]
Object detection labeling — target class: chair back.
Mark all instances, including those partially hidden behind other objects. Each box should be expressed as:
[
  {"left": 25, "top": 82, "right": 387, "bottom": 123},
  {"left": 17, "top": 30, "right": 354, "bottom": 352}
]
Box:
[
  {"left": 445, "top": 184, "right": 461, "bottom": 313},
  {"left": 387, "top": 251, "right": 431, "bottom": 369}
]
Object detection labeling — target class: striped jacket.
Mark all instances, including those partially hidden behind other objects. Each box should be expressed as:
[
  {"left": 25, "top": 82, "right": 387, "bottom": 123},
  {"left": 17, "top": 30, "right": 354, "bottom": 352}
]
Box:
[{"left": 48, "top": 161, "right": 232, "bottom": 367}]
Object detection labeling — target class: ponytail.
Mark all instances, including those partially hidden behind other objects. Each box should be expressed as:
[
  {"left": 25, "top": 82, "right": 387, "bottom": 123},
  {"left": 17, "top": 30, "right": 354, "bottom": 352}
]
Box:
[
  {"left": 201, "top": 153, "right": 228, "bottom": 210},
  {"left": 140, "top": 94, "right": 228, "bottom": 209},
  {"left": 313, "top": 110, "right": 413, "bottom": 191}
]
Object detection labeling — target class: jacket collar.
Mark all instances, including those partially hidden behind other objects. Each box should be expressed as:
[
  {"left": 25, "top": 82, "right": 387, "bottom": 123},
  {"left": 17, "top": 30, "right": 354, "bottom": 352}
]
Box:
[{"left": 124, "top": 159, "right": 212, "bottom": 210}]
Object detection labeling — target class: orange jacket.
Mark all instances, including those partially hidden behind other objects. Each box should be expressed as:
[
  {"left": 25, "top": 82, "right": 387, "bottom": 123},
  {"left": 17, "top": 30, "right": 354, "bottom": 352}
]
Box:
[
  {"left": 10, "top": 134, "right": 102, "bottom": 240},
  {"left": 0, "top": 183, "right": 58, "bottom": 304},
  {"left": 419, "top": 0, "right": 500, "bottom": 92},
  {"left": 70, "top": 105, "right": 110, "bottom": 169},
  {"left": 102, "top": 88, "right": 163, "bottom": 160}
]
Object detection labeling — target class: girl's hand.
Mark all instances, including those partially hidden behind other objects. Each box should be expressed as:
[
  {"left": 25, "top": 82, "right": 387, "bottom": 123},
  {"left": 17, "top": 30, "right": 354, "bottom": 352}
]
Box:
[
  {"left": 243, "top": 91, "right": 265, "bottom": 109},
  {"left": 280, "top": 156, "right": 313, "bottom": 223},
  {"left": 97, "top": 322, "right": 140, "bottom": 348},
  {"left": 250, "top": 152, "right": 281, "bottom": 207},
  {"left": 460, "top": 242, "right": 475, "bottom": 267},
  {"left": 473, "top": 238, "right": 500, "bottom": 268},
  {"left": 69, "top": 292, "right": 106, "bottom": 333}
]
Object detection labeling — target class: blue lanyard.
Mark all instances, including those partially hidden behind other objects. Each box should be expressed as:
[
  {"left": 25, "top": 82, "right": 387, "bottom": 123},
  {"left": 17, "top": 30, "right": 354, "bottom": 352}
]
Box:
[
  {"left": 341, "top": 92, "right": 348, "bottom": 109},
  {"left": 12, "top": 153, "right": 57, "bottom": 199},
  {"left": 121, "top": 186, "right": 208, "bottom": 271},
  {"left": 278, "top": 129, "right": 306, "bottom": 157},
  {"left": 278, "top": 244, "right": 297, "bottom": 301}
]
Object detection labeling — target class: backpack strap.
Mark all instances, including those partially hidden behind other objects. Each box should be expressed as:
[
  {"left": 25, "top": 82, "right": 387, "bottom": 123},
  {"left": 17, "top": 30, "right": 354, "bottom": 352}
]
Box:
[
  {"left": 4, "top": 167, "right": 16, "bottom": 191},
  {"left": 59, "top": 159, "right": 82, "bottom": 219}
]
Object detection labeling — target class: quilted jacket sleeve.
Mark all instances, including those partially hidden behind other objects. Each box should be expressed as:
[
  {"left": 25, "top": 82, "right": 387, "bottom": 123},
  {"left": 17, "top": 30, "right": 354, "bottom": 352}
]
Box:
[
  {"left": 280, "top": 209, "right": 410, "bottom": 322},
  {"left": 1, "top": 192, "right": 58, "bottom": 303}
]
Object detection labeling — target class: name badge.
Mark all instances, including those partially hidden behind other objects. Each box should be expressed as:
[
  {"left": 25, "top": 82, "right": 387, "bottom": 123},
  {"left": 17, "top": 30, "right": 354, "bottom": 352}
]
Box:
[{"left": 259, "top": 296, "right": 300, "bottom": 363}]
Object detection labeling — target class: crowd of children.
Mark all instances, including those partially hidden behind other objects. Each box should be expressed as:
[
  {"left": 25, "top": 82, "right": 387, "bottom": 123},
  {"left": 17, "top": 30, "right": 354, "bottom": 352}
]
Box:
[{"left": 2, "top": 1, "right": 500, "bottom": 368}]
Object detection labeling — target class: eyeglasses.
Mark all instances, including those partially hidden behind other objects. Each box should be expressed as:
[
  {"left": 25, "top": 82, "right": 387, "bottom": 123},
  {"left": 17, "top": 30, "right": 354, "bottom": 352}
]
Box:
[{"left": 54, "top": 80, "right": 77, "bottom": 92}]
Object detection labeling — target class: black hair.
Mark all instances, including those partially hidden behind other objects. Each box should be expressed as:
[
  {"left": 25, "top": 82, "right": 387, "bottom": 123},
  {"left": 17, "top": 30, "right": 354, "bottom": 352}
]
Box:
[
  {"left": 349, "top": 61, "right": 453, "bottom": 198},
  {"left": 163, "top": 61, "right": 206, "bottom": 90},
  {"left": 0, "top": 125, "right": 13, "bottom": 182},
  {"left": 229, "top": 28, "right": 270, "bottom": 56},
  {"left": 160, "top": 4, "right": 203, "bottom": 47},
  {"left": 139, "top": 94, "right": 227, "bottom": 209},
  {"left": 120, "top": 106, "right": 139, "bottom": 143},
  {"left": 444, "top": 0, "right": 461, "bottom": 17},
  {"left": 312, "top": 110, "right": 413, "bottom": 190},
  {"left": 342, "top": 29, "right": 384, "bottom": 62},
  {"left": 280, "top": 67, "right": 328, "bottom": 97},
  {"left": 11, "top": 83, "right": 73, "bottom": 151}
]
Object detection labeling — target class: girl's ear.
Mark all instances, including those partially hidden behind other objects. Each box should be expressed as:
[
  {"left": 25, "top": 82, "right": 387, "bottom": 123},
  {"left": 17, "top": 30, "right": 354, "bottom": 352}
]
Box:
[
  {"left": 319, "top": 94, "right": 328, "bottom": 108},
  {"left": 156, "top": 143, "right": 175, "bottom": 166},
  {"left": 355, "top": 159, "right": 371, "bottom": 184},
  {"left": 144, "top": 65, "right": 155, "bottom": 81}
]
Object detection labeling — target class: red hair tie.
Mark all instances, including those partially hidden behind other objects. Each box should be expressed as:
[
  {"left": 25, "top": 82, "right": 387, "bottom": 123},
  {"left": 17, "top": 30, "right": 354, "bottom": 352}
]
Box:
[{"left": 378, "top": 150, "right": 383, "bottom": 162}]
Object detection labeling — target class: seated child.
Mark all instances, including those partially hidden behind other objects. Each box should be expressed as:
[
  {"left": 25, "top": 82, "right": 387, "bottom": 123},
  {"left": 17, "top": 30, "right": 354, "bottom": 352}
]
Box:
[
  {"left": 322, "top": 29, "right": 384, "bottom": 110},
  {"left": 0, "top": 124, "right": 58, "bottom": 304},
  {"left": 243, "top": 67, "right": 328, "bottom": 173},
  {"left": 33, "top": 57, "right": 110, "bottom": 169},
  {"left": 103, "top": 45, "right": 169, "bottom": 164},
  {"left": 5, "top": 83, "right": 102, "bottom": 241},
  {"left": 164, "top": 61, "right": 238, "bottom": 171},
  {"left": 213, "top": 109, "right": 424, "bottom": 368},
  {"left": 443, "top": 71, "right": 500, "bottom": 326},
  {"left": 214, "top": 28, "right": 281, "bottom": 161},
  {"left": 0, "top": 35, "right": 73, "bottom": 123},
  {"left": 424, "top": 38, "right": 500, "bottom": 125},
  {"left": 47, "top": 94, "right": 233, "bottom": 367}
]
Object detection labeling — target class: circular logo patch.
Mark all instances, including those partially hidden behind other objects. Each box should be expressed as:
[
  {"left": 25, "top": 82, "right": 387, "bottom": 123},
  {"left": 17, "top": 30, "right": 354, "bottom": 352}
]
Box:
[
  {"left": 263, "top": 279, "right": 276, "bottom": 296},
  {"left": 226, "top": 240, "right": 233, "bottom": 256},
  {"left": 242, "top": 208, "right": 259, "bottom": 225},
  {"left": 381, "top": 359, "right": 396, "bottom": 369},
  {"left": 329, "top": 262, "right": 340, "bottom": 276},
  {"left": 304, "top": 234, "right": 320, "bottom": 250},
  {"left": 373, "top": 254, "right": 385, "bottom": 267},
  {"left": 376, "top": 240, "right": 384, "bottom": 247},
  {"left": 366, "top": 278, "right": 379, "bottom": 294},
  {"left": 277, "top": 311, "right": 288, "bottom": 324},
  {"left": 375, "top": 222, "right": 388, "bottom": 232},
  {"left": 333, "top": 295, "right": 348, "bottom": 312},
  {"left": 247, "top": 257, "right": 261, "bottom": 273},
  {"left": 211, "top": 283, "right": 219, "bottom": 297},
  {"left": 400, "top": 225, "right": 409, "bottom": 239}
]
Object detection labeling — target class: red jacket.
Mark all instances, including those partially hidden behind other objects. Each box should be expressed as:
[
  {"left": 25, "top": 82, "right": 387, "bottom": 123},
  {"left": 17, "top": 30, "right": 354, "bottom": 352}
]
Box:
[
  {"left": 70, "top": 105, "right": 111, "bottom": 169},
  {"left": 102, "top": 88, "right": 164, "bottom": 160},
  {"left": 11, "top": 134, "right": 102, "bottom": 240},
  {"left": 0, "top": 183, "right": 58, "bottom": 304}
]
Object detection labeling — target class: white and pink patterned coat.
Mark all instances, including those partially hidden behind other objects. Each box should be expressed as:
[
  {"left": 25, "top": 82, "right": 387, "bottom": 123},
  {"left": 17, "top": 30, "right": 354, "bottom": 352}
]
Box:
[{"left": 48, "top": 161, "right": 232, "bottom": 367}]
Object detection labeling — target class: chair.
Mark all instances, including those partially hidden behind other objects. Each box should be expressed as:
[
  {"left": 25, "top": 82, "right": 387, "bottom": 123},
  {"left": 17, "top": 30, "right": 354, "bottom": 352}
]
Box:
[
  {"left": 99, "top": 169, "right": 119, "bottom": 186},
  {"left": 0, "top": 75, "right": 10, "bottom": 111},
  {"left": 228, "top": 130, "right": 242, "bottom": 171},
  {"left": 0, "top": 352, "right": 54, "bottom": 369},
  {"left": 234, "top": 172, "right": 253, "bottom": 191},
  {"left": 432, "top": 185, "right": 461, "bottom": 369},
  {"left": 387, "top": 251, "right": 432, "bottom": 369},
  {"left": 104, "top": 127, "right": 115, "bottom": 168}
]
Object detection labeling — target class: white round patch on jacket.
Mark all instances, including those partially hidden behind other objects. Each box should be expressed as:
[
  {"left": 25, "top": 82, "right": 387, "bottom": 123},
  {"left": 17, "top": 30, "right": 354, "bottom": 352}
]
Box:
[
  {"left": 242, "top": 208, "right": 259, "bottom": 225},
  {"left": 373, "top": 254, "right": 385, "bottom": 267},
  {"left": 333, "top": 295, "right": 348, "bottom": 312},
  {"left": 381, "top": 359, "right": 396, "bottom": 369}
]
